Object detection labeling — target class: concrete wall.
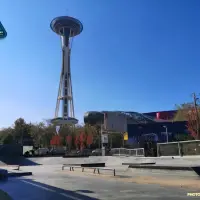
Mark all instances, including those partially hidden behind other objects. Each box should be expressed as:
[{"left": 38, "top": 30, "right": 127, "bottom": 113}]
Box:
[{"left": 0, "top": 144, "right": 23, "bottom": 156}]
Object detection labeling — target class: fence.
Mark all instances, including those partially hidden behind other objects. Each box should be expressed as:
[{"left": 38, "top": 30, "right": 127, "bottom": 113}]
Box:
[
  {"left": 157, "top": 140, "right": 200, "bottom": 157},
  {"left": 111, "top": 148, "right": 144, "bottom": 157}
]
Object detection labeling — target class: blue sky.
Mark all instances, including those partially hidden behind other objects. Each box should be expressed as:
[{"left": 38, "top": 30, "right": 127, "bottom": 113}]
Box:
[{"left": 0, "top": 0, "right": 200, "bottom": 127}]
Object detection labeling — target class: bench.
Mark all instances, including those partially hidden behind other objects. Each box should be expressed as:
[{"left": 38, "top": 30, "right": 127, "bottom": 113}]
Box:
[{"left": 62, "top": 164, "right": 116, "bottom": 176}]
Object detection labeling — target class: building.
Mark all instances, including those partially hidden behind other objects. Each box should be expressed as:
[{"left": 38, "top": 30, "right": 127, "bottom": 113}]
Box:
[
  {"left": 143, "top": 110, "right": 177, "bottom": 121},
  {"left": 127, "top": 121, "right": 188, "bottom": 145},
  {"left": 84, "top": 111, "right": 156, "bottom": 133},
  {"left": 84, "top": 109, "right": 189, "bottom": 144}
]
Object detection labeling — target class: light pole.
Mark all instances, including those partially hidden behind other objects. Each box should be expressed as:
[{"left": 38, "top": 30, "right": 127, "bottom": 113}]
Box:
[
  {"left": 163, "top": 126, "right": 168, "bottom": 143},
  {"left": 193, "top": 93, "right": 199, "bottom": 139},
  {"left": 100, "top": 124, "right": 106, "bottom": 156}
]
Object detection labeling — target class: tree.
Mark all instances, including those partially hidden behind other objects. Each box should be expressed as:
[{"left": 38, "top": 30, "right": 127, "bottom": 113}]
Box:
[
  {"left": 58, "top": 125, "right": 72, "bottom": 146},
  {"left": 0, "top": 117, "right": 103, "bottom": 149},
  {"left": 174, "top": 103, "right": 194, "bottom": 121},
  {"left": 29, "top": 122, "right": 46, "bottom": 147},
  {"left": 174, "top": 103, "right": 200, "bottom": 140},
  {"left": 13, "top": 118, "right": 31, "bottom": 144},
  {"left": 0, "top": 127, "right": 15, "bottom": 144},
  {"left": 86, "top": 134, "right": 93, "bottom": 146},
  {"left": 43, "top": 124, "right": 56, "bottom": 146},
  {"left": 66, "top": 135, "right": 72, "bottom": 149},
  {"left": 186, "top": 108, "right": 200, "bottom": 140}
]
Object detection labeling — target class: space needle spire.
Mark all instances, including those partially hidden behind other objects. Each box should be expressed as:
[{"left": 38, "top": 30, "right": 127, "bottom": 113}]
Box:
[{"left": 50, "top": 16, "right": 83, "bottom": 126}]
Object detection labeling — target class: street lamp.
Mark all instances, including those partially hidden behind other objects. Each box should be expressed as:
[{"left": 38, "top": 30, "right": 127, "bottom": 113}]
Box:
[
  {"left": 163, "top": 126, "right": 168, "bottom": 143},
  {"left": 100, "top": 124, "right": 106, "bottom": 156}
]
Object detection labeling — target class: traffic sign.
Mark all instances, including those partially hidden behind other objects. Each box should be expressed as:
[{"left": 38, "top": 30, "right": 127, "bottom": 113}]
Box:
[
  {"left": 55, "top": 126, "right": 60, "bottom": 134},
  {"left": 101, "top": 134, "right": 108, "bottom": 143},
  {"left": 123, "top": 132, "right": 128, "bottom": 141},
  {"left": 0, "top": 22, "right": 7, "bottom": 39}
]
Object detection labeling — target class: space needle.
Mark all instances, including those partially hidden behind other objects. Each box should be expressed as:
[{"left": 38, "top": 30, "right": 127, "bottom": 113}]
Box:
[{"left": 50, "top": 16, "right": 83, "bottom": 126}]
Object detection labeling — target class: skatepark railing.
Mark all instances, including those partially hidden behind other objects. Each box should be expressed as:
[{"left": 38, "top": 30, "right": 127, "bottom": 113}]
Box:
[
  {"left": 157, "top": 140, "right": 200, "bottom": 157},
  {"left": 62, "top": 165, "right": 116, "bottom": 176},
  {"left": 111, "top": 148, "right": 144, "bottom": 157}
]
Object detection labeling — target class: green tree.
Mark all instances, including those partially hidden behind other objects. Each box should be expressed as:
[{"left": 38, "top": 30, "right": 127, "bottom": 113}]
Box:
[
  {"left": 0, "top": 127, "right": 15, "bottom": 144},
  {"left": 29, "top": 122, "right": 46, "bottom": 147},
  {"left": 13, "top": 118, "right": 31, "bottom": 144},
  {"left": 108, "top": 132, "right": 123, "bottom": 148}
]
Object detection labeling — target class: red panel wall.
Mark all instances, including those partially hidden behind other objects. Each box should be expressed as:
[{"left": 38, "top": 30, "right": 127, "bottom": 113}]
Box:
[{"left": 156, "top": 111, "right": 175, "bottom": 120}]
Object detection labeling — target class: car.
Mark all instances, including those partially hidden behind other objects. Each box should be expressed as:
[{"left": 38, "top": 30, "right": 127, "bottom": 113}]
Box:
[
  {"left": 50, "top": 147, "right": 66, "bottom": 155},
  {"left": 34, "top": 148, "right": 49, "bottom": 156},
  {"left": 92, "top": 148, "right": 112, "bottom": 156},
  {"left": 92, "top": 149, "right": 101, "bottom": 156},
  {"left": 77, "top": 149, "right": 92, "bottom": 157}
]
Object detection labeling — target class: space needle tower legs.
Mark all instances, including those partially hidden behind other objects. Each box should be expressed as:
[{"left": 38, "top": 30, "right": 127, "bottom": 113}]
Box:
[
  {"left": 55, "top": 31, "right": 73, "bottom": 119},
  {"left": 50, "top": 16, "right": 83, "bottom": 126}
]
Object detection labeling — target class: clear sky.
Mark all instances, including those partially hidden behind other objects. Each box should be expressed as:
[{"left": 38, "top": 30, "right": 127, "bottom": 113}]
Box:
[{"left": 0, "top": 0, "right": 200, "bottom": 127}]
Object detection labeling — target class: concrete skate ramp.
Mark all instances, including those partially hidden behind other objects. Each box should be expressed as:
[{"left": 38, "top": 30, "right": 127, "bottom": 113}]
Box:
[
  {"left": 9, "top": 155, "right": 200, "bottom": 167},
  {"left": 116, "top": 156, "right": 200, "bottom": 167},
  {"left": 28, "top": 157, "right": 103, "bottom": 165},
  {"left": 25, "top": 157, "right": 113, "bottom": 166},
  {"left": 25, "top": 156, "right": 167, "bottom": 166},
  {"left": 88, "top": 156, "right": 200, "bottom": 167},
  {"left": 0, "top": 156, "right": 41, "bottom": 166}
]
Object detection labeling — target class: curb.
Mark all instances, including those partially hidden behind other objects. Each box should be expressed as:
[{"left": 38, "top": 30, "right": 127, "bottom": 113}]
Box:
[
  {"left": 8, "top": 172, "right": 32, "bottom": 177},
  {"left": 128, "top": 165, "right": 193, "bottom": 171},
  {"left": 122, "top": 162, "right": 156, "bottom": 165}
]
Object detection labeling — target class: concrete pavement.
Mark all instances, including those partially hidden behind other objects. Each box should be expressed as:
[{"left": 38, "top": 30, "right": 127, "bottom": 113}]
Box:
[
  {"left": 0, "top": 164, "right": 200, "bottom": 200},
  {"left": 0, "top": 156, "right": 200, "bottom": 199},
  {"left": 0, "top": 171, "right": 198, "bottom": 200}
]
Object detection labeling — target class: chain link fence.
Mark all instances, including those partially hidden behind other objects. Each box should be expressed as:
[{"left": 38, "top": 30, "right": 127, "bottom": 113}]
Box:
[
  {"left": 110, "top": 148, "right": 144, "bottom": 157},
  {"left": 157, "top": 140, "right": 200, "bottom": 156}
]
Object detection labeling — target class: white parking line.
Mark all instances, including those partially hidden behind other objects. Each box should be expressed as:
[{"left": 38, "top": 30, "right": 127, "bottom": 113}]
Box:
[
  {"left": 21, "top": 180, "right": 55, "bottom": 192},
  {"left": 21, "top": 180, "right": 83, "bottom": 200},
  {"left": 60, "top": 192, "right": 83, "bottom": 200}
]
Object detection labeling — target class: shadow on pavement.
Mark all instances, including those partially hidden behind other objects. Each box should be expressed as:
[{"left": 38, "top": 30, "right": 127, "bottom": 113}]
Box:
[
  {"left": 0, "top": 178, "right": 99, "bottom": 200},
  {"left": 0, "top": 156, "right": 41, "bottom": 166}
]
